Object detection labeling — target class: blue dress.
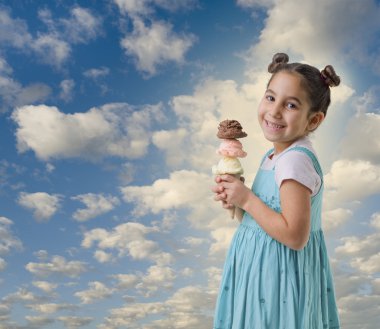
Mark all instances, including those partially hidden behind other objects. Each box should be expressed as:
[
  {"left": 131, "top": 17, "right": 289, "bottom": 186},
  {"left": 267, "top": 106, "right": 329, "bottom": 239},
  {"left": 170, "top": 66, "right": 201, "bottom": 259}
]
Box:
[{"left": 213, "top": 146, "right": 340, "bottom": 329}]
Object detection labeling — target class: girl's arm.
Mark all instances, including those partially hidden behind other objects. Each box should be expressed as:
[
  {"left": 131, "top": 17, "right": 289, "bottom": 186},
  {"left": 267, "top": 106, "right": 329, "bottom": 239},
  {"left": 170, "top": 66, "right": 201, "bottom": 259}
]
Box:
[{"left": 215, "top": 175, "right": 311, "bottom": 250}]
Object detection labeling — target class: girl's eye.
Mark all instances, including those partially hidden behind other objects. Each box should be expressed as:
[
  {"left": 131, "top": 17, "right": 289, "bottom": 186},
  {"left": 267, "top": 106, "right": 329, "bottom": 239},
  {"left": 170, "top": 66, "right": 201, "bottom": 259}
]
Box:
[
  {"left": 286, "top": 103, "right": 297, "bottom": 110},
  {"left": 266, "top": 95, "right": 274, "bottom": 102}
]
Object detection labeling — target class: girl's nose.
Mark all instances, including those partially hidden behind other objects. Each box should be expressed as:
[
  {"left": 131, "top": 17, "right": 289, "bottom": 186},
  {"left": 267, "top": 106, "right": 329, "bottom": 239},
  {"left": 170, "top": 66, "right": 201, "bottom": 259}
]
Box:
[{"left": 269, "top": 103, "right": 282, "bottom": 118}]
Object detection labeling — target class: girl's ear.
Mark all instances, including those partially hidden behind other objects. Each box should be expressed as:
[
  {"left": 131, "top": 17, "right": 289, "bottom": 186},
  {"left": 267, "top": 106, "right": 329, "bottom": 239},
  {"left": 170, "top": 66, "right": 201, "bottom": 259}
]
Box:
[{"left": 307, "top": 112, "right": 325, "bottom": 132}]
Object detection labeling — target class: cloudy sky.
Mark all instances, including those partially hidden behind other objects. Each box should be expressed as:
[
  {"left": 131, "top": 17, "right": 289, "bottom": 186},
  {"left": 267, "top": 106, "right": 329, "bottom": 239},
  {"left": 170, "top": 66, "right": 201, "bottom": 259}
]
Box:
[{"left": 0, "top": 0, "right": 379, "bottom": 328}]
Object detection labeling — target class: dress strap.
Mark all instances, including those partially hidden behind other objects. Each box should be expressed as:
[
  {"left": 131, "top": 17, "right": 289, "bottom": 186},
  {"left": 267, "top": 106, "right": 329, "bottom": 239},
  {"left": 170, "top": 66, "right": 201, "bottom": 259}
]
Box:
[
  {"left": 260, "top": 148, "right": 275, "bottom": 167},
  {"left": 279, "top": 146, "right": 324, "bottom": 182}
]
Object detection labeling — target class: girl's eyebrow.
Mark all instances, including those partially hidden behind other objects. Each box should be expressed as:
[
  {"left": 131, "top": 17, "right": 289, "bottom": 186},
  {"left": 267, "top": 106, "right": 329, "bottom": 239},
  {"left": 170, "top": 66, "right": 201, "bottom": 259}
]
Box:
[{"left": 266, "top": 88, "right": 303, "bottom": 105}]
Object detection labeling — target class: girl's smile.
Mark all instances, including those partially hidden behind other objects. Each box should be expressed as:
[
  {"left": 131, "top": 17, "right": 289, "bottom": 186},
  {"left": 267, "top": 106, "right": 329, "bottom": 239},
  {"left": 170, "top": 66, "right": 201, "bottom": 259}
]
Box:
[{"left": 264, "top": 119, "right": 286, "bottom": 131}]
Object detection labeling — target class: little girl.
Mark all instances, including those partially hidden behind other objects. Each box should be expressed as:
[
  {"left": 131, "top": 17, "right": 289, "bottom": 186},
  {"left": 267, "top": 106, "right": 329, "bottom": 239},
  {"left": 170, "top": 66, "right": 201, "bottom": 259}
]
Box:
[{"left": 212, "top": 53, "right": 341, "bottom": 329}]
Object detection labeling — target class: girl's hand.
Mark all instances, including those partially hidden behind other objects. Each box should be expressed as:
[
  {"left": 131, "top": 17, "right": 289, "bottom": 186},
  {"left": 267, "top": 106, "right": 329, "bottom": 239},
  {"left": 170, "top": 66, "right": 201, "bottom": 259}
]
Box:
[
  {"left": 212, "top": 176, "right": 234, "bottom": 209},
  {"left": 212, "top": 175, "right": 249, "bottom": 209}
]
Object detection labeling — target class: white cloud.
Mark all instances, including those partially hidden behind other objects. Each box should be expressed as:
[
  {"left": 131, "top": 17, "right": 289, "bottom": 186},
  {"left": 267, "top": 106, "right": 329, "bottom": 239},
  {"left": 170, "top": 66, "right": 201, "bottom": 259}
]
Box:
[
  {"left": 0, "top": 56, "right": 51, "bottom": 112},
  {"left": 25, "top": 316, "right": 55, "bottom": 327},
  {"left": 0, "top": 258, "right": 5, "bottom": 271},
  {"left": 25, "top": 255, "right": 88, "bottom": 278},
  {"left": 112, "top": 273, "right": 139, "bottom": 289},
  {"left": 181, "top": 267, "right": 194, "bottom": 277},
  {"left": 152, "top": 128, "right": 188, "bottom": 167},
  {"left": 35, "top": 7, "right": 102, "bottom": 67},
  {"left": 0, "top": 217, "right": 23, "bottom": 271},
  {"left": 0, "top": 217, "right": 22, "bottom": 254},
  {"left": 59, "top": 79, "right": 75, "bottom": 102},
  {"left": 57, "top": 316, "right": 93, "bottom": 329},
  {"left": 32, "top": 281, "right": 58, "bottom": 294},
  {"left": 100, "top": 284, "right": 214, "bottom": 329},
  {"left": 114, "top": 0, "right": 152, "bottom": 16},
  {"left": 209, "top": 226, "right": 236, "bottom": 257},
  {"left": 370, "top": 212, "right": 380, "bottom": 230},
  {"left": 61, "top": 7, "right": 102, "bottom": 44},
  {"left": 184, "top": 236, "right": 207, "bottom": 247},
  {"left": 341, "top": 112, "right": 380, "bottom": 163},
  {"left": 121, "top": 170, "right": 211, "bottom": 216},
  {"left": 3, "top": 288, "right": 41, "bottom": 304},
  {"left": 323, "top": 208, "right": 352, "bottom": 232},
  {"left": 350, "top": 252, "right": 380, "bottom": 274},
  {"left": 324, "top": 160, "right": 380, "bottom": 207},
  {"left": 110, "top": 264, "right": 176, "bottom": 297},
  {"left": 0, "top": 303, "right": 10, "bottom": 316},
  {"left": 94, "top": 250, "right": 115, "bottom": 263},
  {"left": 152, "top": 0, "right": 198, "bottom": 11},
  {"left": 237, "top": 0, "right": 274, "bottom": 8},
  {"left": 18, "top": 83, "right": 51, "bottom": 105},
  {"left": 165, "top": 285, "right": 213, "bottom": 314},
  {"left": 32, "top": 34, "right": 71, "bottom": 68},
  {"left": 34, "top": 249, "right": 49, "bottom": 260},
  {"left": 117, "top": 162, "right": 136, "bottom": 185},
  {"left": 205, "top": 266, "right": 222, "bottom": 295},
  {"left": 121, "top": 17, "right": 195, "bottom": 76},
  {"left": 45, "top": 163, "right": 55, "bottom": 173},
  {"left": 330, "top": 270, "right": 369, "bottom": 300},
  {"left": 338, "top": 294, "right": 380, "bottom": 329},
  {"left": 17, "top": 192, "right": 61, "bottom": 221},
  {"left": 137, "top": 265, "right": 176, "bottom": 296},
  {"left": 71, "top": 193, "right": 120, "bottom": 222},
  {"left": 0, "top": 7, "right": 102, "bottom": 68},
  {"left": 147, "top": 286, "right": 213, "bottom": 329},
  {"left": 335, "top": 232, "right": 380, "bottom": 260},
  {"left": 75, "top": 281, "right": 114, "bottom": 304},
  {"left": 372, "top": 278, "right": 380, "bottom": 294},
  {"left": 243, "top": 0, "right": 380, "bottom": 73},
  {"left": 12, "top": 103, "right": 164, "bottom": 161},
  {"left": 81, "top": 222, "right": 173, "bottom": 265},
  {"left": 100, "top": 302, "right": 165, "bottom": 328},
  {"left": 83, "top": 67, "right": 110, "bottom": 79},
  {"left": 114, "top": 0, "right": 197, "bottom": 17},
  {"left": 0, "top": 56, "right": 13, "bottom": 76},
  {"left": 0, "top": 9, "right": 33, "bottom": 49},
  {"left": 27, "top": 303, "right": 75, "bottom": 314}
]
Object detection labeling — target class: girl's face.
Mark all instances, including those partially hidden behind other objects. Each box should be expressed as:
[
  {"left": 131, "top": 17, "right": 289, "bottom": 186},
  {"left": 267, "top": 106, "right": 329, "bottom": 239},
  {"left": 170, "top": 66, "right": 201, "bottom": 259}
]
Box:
[{"left": 258, "top": 71, "right": 318, "bottom": 154}]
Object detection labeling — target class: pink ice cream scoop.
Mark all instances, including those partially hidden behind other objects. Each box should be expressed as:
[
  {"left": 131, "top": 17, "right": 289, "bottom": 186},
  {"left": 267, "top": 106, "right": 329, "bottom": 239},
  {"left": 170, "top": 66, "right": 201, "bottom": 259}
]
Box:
[{"left": 217, "top": 139, "right": 247, "bottom": 158}]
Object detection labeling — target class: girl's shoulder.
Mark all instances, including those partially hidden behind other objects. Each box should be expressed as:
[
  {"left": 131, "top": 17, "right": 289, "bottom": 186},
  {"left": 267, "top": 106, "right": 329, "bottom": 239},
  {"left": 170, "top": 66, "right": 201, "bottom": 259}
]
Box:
[
  {"left": 261, "top": 137, "right": 319, "bottom": 169},
  {"left": 261, "top": 138, "right": 322, "bottom": 195}
]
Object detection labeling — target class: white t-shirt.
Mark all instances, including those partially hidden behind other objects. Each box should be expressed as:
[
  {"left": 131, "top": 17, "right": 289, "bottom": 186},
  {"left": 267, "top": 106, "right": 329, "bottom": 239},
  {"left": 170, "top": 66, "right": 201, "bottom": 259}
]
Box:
[{"left": 261, "top": 137, "right": 322, "bottom": 196}]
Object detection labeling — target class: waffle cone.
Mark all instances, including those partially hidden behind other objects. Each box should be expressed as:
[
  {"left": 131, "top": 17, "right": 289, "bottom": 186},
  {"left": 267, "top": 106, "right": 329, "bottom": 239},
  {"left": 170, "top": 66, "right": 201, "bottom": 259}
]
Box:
[{"left": 228, "top": 174, "right": 241, "bottom": 220}]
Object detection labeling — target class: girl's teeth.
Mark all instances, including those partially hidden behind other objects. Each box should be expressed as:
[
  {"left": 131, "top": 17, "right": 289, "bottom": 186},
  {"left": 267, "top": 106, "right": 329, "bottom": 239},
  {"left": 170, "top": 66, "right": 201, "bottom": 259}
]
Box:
[{"left": 267, "top": 121, "right": 283, "bottom": 128}]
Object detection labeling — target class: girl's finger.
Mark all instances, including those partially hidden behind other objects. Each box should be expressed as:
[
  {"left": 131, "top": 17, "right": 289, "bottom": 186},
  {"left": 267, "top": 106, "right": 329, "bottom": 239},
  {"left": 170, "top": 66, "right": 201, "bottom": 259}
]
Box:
[
  {"left": 214, "top": 192, "right": 227, "bottom": 201},
  {"left": 214, "top": 175, "right": 223, "bottom": 183},
  {"left": 220, "top": 174, "right": 233, "bottom": 182},
  {"left": 211, "top": 185, "right": 223, "bottom": 193},
  {"left": 222, "top": 202, "right": 233, "bottom": 209}
]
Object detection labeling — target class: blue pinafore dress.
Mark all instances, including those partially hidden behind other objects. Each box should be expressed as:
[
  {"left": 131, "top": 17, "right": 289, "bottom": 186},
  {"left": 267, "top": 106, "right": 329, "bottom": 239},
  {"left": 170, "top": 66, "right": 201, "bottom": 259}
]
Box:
[{"left": 213, "top": 146, "right": 340, "bottom": 329}]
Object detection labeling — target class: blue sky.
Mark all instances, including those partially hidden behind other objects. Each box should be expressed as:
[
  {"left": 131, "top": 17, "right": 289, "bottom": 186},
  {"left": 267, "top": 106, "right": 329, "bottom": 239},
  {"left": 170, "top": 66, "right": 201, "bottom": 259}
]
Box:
[{"left": 1, "top": 0, "right": 380, "bottom": 328}]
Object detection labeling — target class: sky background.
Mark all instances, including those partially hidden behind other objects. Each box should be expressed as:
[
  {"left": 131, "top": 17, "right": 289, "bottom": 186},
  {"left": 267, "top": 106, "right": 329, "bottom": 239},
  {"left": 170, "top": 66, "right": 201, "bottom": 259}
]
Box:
[{"left": 0, "top": 0, "right": 380, "bottom": 328}]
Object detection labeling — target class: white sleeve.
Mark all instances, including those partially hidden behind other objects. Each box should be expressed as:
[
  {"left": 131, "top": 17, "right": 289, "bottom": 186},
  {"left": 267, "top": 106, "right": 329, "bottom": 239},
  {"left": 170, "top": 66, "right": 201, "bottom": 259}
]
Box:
[{"left": 274, "top": 151, "right": 321, "bottom": 196}]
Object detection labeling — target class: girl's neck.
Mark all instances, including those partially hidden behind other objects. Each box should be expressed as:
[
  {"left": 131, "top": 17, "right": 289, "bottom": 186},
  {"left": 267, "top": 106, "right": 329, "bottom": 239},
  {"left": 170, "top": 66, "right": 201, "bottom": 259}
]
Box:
[{"left": 272, "top": 136, "right": 308, "bottom": 155}]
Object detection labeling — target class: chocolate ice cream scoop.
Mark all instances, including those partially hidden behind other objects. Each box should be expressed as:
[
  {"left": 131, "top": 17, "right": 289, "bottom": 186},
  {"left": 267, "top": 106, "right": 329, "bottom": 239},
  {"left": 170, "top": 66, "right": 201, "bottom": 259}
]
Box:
[{"left": 217, "top": 119, "right": 247, "bottom": 139}]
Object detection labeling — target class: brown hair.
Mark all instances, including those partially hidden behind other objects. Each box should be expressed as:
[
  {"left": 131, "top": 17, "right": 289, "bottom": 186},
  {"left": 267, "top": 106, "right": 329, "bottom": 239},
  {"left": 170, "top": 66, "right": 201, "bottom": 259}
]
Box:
[{"left": 267, "top": 53, "right": 341, "bottom": 117}]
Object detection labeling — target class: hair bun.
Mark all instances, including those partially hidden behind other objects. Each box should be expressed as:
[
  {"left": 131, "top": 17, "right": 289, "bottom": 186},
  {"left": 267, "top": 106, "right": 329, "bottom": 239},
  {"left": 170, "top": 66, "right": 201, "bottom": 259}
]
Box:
[
  {"left": 268, "top": 53, "right": 289, "bottom": 73},
  {"left": 321, "top": 65, "right": 341, "bottom": 87}
]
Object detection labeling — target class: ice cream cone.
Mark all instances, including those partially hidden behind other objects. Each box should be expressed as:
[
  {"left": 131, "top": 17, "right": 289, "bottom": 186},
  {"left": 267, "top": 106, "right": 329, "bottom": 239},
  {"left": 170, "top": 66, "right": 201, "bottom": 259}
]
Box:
[
  {"left": 212, "top": 120, "right": 247, "bottom": 222},
  {"left": 229, "top": 206, "right": 236, "bottom": 219},
  {"left": 228, "top": 174, "right": 240, "bottom": 220}
]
